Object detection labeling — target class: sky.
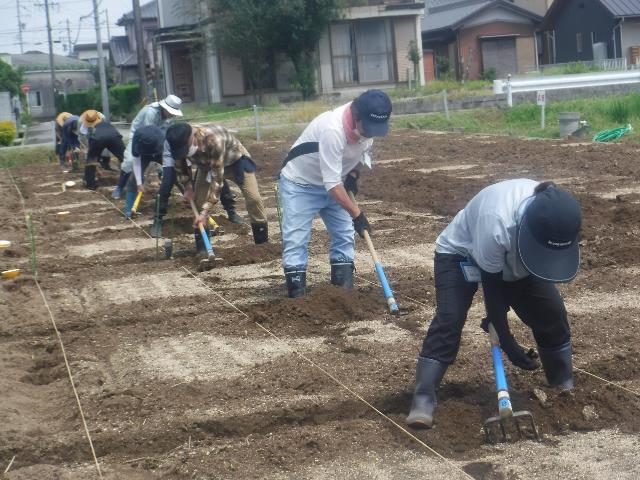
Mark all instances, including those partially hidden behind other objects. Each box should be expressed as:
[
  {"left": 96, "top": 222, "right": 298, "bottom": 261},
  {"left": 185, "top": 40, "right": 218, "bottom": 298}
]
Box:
[{"left": 0, "top": 0, "right": 136, "bottom": 56}]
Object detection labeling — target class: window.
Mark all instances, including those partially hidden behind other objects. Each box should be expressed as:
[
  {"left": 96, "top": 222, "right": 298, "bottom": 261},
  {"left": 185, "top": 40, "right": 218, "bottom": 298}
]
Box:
[
  {"left": 29, "top": 90, "right": 42, "bottom": 107},
  {"left": 576, "top": 32, "right": 583, "bottom": 53},
  {"left": 330, "top": 19, "right": 395, "bottom": 86}
]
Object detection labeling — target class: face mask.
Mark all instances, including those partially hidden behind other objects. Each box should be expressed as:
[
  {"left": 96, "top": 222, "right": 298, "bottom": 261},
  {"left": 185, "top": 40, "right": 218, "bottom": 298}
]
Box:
[{"left": 188, "top": 144, "right": 198, "bottom": 157}]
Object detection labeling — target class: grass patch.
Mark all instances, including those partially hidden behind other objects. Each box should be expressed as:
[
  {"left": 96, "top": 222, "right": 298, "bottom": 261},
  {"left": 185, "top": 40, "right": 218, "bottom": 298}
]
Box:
[
  {"left": 388, "top": 80, "right": 492, "bottom": 100},
  {"left": 0, "top": 145, "right": 56, "bottom": 169},
  {"left": 393, "top": 92, "right": 640, "bottom": 142}
]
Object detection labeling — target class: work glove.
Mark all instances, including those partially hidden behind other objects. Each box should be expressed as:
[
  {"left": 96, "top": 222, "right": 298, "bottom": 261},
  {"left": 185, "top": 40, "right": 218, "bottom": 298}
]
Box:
[
  {"left": 344, "top": 169, "right": 360, "bottom": 196},
  {"left": 353, "top": 211, "right": 371, "bottom": 239},
  {"left": 481, "top": 317, "right": 540, "bottom": 371}
]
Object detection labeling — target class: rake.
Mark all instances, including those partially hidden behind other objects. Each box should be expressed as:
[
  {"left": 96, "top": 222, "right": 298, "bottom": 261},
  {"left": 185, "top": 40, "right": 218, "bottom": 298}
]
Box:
[{"left": 483, "top": 322, "right": 540, "bottom": 443}]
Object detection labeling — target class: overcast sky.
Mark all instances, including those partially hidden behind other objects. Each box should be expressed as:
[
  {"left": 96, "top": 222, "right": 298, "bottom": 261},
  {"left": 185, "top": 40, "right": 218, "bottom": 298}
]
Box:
[{"left": 0, "top": 0, "right": 137, "bottom": 56}]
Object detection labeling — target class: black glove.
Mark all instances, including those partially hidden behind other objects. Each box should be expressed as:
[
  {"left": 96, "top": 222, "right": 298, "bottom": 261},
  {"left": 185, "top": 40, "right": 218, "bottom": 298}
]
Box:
[
  {"left": 353, "top": 211, "right": 371, "bottom": 238},
  {"left": 344, "top": 169, "right": 360, "bottom": 196},
  {"left": 481, "top": 318, "right": 540, "bottom": 371}
]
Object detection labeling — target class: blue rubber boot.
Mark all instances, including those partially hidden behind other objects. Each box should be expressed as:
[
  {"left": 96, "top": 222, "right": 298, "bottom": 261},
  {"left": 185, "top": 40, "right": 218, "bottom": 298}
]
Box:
[
  {"left": 123, "top": 191, "right": 137, "bottom": 218},
  {"left": 111, "top": 185, "right": 122, "bottom": 199}
]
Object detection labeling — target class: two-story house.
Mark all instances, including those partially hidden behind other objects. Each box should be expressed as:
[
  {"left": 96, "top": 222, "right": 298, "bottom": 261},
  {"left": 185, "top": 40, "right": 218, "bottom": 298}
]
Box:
[
  {"left": 110, "top": 0, "right": 159, "bottom": 84},
  {"left": 155, "top": 0, "right": 426, "bottom": 105}
]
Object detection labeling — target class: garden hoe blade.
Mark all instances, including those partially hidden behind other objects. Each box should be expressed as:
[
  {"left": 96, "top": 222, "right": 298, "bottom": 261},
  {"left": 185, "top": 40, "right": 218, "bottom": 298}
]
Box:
[
  {"left": 190, "top": 199, "right": 220, "bottom": 271},
  {"left": 483, "top": 323, "right": 540, "bottom": 444}
]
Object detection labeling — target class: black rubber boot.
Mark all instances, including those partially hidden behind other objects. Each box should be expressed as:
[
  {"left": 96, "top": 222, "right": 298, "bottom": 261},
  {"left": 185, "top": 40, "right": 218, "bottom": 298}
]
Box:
[
  {"left": 251, "top": 222, "right": 268, "bottom": 244},
  {"left": 538, "top": 341, "right": 574, "bottom": 389},
  {"left": 149, "top": 217, "right": 162, "bottom": 238},
  {"left": 220, "top": 180, "right": 244, "bottom": 224},
  {"left": 226, "top": 208, "right": 244, "bottom": 224},
  {"left": 100, "top": 156, "right": 113, "bottom": 171},
  {"left": 284, "top": 268, "right": 306, "bottom": 298},
  {"left": 406, "top": 357, "right": 448, "bottom": 429},
  {"left": 83, "top": 164, "right": 97, "bottom": 190},
  {"left": 330, "top": 261, "right": 354, "bottom": 289}
]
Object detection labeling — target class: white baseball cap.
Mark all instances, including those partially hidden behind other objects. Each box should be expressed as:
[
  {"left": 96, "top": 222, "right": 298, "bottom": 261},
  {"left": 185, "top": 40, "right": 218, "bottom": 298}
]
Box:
[{"left": 159, "top": 94, "right": 183, "bottom": 116}]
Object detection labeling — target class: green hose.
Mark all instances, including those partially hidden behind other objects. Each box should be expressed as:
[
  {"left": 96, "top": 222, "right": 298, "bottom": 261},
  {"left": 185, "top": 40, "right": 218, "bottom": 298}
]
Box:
[{"left": 593, "top": 124, "right": 633, "bottom": 142}]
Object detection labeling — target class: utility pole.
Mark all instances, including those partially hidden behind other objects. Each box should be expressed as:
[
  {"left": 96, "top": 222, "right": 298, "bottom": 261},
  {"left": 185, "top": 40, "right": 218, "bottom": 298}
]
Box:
[
  {"left": 16, "top": 0, "right": 24, "bottom": 54},
  {"left": 92, "top": 0, "right": 109, "bottom": 118},
  {"left": 132, "top": 0, "right": 147, "bottom": 101},
  {"left": 44, "top": 0, "right": 57, "bottom": 115},
  {"left": 66, "top": 19, "right": 72, "bottom": 56},
  {"left": 104, "top": 9, "right": 111, "bottom": 43}
]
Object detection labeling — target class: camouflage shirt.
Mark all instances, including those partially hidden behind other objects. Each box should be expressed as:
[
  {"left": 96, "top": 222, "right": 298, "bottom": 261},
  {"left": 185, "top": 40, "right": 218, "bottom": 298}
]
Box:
[{"left": 175, "top": 125, "right": 251, "bottom": 216}]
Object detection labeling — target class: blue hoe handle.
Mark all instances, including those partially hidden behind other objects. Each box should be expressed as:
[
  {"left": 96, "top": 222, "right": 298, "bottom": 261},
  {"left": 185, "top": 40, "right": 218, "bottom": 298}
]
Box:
[
  {"left": 198, "top": 223, "right": 215, "bottom": 257},
  {"left": 374, "top": 261, "right": 399, "bottom": 313}
]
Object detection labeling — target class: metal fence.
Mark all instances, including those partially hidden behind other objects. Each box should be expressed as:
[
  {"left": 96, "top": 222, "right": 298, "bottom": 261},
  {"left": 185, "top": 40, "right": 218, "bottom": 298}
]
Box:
[
  {"left": 533, "top": 58, "right": 628, "bottom": 75},
  {"left": 494, "top": 70, "right": 640, "bottom": 106}
]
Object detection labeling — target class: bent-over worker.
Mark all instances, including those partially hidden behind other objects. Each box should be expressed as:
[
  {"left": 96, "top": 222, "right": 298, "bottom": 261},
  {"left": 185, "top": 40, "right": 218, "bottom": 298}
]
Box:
[{"left": 407, "top": 179, "right": 582, "bottom": 429}]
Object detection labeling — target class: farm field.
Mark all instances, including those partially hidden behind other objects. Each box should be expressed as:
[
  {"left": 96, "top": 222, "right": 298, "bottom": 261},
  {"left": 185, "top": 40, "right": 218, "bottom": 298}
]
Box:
[{"left": 1, "top": 130, "right": 640, "bottom": 479}]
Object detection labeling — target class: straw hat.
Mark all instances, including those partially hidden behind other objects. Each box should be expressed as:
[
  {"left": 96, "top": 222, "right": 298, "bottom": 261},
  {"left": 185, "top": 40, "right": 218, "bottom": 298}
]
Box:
[
  {"left": 55, "top": 111, "right": 72, "bottom": 127},
  {"left": 80, "top": 109, "right": 104, "bottom": 128}
]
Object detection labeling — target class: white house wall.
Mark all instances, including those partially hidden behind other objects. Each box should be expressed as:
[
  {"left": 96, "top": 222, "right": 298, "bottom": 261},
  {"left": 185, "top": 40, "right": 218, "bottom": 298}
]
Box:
[
  {"left": 318, "top": 27, "right": 334, "bottom": 93},
  {"left": 621, "top": 19, "right": 640, "bottom": 66},
  {"left": 394, "top": 16, "right": 417, "bottom": 83},
  {"left": 158, "top": 0, "right": 194, "bottom": 29}
]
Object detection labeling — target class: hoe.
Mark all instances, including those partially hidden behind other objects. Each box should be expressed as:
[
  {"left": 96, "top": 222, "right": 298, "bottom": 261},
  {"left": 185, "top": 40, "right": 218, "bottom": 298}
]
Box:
[
  {"left": 483, "top": 322, "right": 540, "bottom": 444},
  {"left": 190, "top": 199, "right": 218, "bottom": 271}
]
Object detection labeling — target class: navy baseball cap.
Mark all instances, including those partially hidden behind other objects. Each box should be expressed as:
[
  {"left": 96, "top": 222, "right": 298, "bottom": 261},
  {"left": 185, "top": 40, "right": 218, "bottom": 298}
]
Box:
[
  {"left": 353, "top": 89, "right": 392, "bottom": 137},
  {"left": 132, "top": 125, "right": 164, "bottom": 158},
  {"left": 165, "top": 122, "right": 192, "bottom": 160},
  {"left": 517, "top": 186, "right": 582, "bottom": 282}
]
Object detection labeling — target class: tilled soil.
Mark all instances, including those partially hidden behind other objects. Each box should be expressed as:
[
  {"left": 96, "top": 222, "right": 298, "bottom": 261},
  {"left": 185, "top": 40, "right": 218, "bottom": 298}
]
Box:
[{"left": 1, "top": 131, "right": 640, "bottom": 479}]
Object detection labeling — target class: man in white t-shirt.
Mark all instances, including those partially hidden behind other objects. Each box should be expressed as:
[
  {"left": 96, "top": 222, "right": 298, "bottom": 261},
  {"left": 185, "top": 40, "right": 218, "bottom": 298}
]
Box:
[
  {"left": 278, "top": 89, "right": 392, "bottom": 297},
  {"left": 406, "top": 179, "right": 582, "bottom": 429}
]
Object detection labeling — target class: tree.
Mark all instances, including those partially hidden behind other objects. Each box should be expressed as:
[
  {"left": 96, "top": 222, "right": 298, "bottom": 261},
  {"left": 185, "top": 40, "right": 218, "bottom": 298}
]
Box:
[
  {"left": 208, "top": 0, "right": 344, "bottom": 101},
  {"left": 0, "top": 59, "right": 24, "bottom": 97},
  {"left": 208, "top": 0, "right": 277, "bottom": 102},
  {"left": 270, "top": 0, "right": 344, "bottom": 99}
]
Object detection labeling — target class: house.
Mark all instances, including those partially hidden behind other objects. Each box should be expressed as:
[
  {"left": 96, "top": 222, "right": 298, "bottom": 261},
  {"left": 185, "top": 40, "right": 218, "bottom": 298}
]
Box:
[
  {"left": 110, "top": 0, "right": 158, "bottom": 84},
  {"left": 155, "top": 0, "right": 426, "bottom": 105},
  {"left": 71, "top": 42, "right": 110, "bottom": 66},
  {"left": 541, "top": 0, "right": 640, "bottom": 66},
  {"left": 422, "top": 0, "right": 543, "bottom": 80},
  {"left": 0, "top": 51, "right": 94, "bottom": 119}
]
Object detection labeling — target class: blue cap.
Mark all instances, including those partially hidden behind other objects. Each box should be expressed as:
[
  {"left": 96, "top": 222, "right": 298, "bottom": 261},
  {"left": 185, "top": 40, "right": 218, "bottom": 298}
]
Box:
[
  {"left": 517, "top": 186, "right": 582, "bottom": 282},
  {"left": 353, "top": 89, "right": 392, "bottom": 137},
  {"left": 132, "top": 125, "right": 165, "bottom": 158}
]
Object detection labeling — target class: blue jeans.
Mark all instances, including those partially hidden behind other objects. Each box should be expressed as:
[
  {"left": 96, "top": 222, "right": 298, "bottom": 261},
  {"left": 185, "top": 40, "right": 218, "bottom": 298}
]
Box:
[{"left": 279, "top": 175, "right": 354, "bottom": 270}]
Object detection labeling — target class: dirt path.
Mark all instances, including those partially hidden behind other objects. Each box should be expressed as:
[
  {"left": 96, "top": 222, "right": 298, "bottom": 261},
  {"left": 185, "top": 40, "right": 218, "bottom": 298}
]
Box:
[{"left": 1, "top": 131, "right": 639, "bottom": 479}]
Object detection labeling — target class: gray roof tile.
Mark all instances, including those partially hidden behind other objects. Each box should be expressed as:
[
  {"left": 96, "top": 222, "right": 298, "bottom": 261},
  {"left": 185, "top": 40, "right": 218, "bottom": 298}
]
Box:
[{"left": 600, "top": 0, "right": 640, "bottom": 16}]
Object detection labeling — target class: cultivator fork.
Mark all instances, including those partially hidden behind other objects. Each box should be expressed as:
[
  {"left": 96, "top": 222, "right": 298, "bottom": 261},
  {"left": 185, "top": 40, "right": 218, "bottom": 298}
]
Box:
[
  {"left": 483, "top": 409, "right": 539, "bottom": 444},
  {"left": 484, "top": 323, "right": 540, "bottom": 444}
]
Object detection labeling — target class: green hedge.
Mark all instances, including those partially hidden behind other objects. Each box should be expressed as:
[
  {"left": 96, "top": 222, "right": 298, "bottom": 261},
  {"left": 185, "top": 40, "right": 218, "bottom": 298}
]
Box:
[
  {"left": 56, "top": 83, "right": 143, "bottom": 119},
  {"left": 0, "top": 120, "right": 17, "bottom": 146},
  {"left": 109, "top": 83, "right": 142, "bottom": 118},
  {"left": 56, "top": 87, "right": 102, "bottom": 115}
]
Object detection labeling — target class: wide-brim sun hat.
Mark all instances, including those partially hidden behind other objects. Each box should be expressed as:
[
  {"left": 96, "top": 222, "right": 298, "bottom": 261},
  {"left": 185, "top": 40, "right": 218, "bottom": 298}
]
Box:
[
  {"left": 56, "top": 111, "right": 72, "bottom": 127},
  {"left": 80, "top": 109, "right": 103, "bottom": 128},
  {"left": 159, "top": 94, "right": 183, "bottom": 116},
  {"left": 517, "top": 186, "right": 581, "bottom": 283},
  {"left": 132, "top": 125, "right": 165, "bottom": 158}
]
